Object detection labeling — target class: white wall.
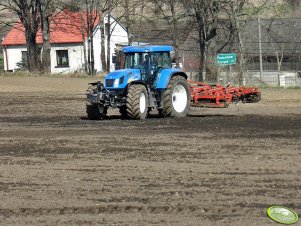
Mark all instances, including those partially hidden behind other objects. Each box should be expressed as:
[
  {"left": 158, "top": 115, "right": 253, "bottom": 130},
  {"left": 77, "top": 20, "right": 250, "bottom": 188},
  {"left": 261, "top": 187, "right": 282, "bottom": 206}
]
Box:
[
  {"left": 51, "top": 44, "right": 84, "bottom": 74},
  {"left": 92, "top": 15, "right": 129, "bottom": 72},
  {"left": 3, "top": 45, "right": 27, "bottom": 72}
]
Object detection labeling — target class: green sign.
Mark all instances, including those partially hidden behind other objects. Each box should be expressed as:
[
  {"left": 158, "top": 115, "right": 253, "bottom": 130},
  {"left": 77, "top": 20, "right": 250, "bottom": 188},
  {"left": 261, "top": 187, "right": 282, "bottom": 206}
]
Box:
[
  {"left": 267, "top": 206, "right": 299, "bottom": 225},
  {"left": 217, "top": 53, "right": 236, "bottom": 65}
]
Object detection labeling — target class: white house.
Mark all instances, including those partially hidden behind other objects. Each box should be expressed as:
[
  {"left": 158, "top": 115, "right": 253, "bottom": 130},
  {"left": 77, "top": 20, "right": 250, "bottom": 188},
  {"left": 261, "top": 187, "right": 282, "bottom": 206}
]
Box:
[{"left": 1, "top": 11, "right": 128, "bottom": 73}]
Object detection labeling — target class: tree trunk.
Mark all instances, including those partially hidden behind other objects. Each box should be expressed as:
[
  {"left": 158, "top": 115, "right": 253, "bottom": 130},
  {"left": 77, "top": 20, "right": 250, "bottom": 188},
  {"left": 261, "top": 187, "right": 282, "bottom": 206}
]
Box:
[
  {"left": 124, "top": 0, "right": 132, "bottom": 45},
  {"left": 25, "top": 27, "right": 40, "bottom": 73},
  {"left": 198, "top": 39, "right": 206, "bottom": 82},
  {"left": 80, "top": 12, "right": 88, "bottom": 73},
  {"left": 40, "top": 14, "right": 51, "bottom": 73},
  {"left": 106, "top": 8, "right": 111, "bottom": 73},
  {"left": 170, "top": 1, "right": 179, "bottom": 67},
  {"left": 89, "top": 0, "right": 95, "bottom": 75},
  {"left": 100, "top": 25, "right": 107, "bottom": 72},
  {"left": 36, "top": 0, "right": 51, "bottom": 74},
  {"left": 86, "top": 1, "right": 91, "bottom": 75},
  {"left": 236, "top": 16, "right": 245, "bottom": 85}
]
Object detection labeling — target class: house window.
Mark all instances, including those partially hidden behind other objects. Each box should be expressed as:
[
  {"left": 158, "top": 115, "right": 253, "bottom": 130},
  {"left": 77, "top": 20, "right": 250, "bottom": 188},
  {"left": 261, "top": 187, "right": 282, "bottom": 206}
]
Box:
[
  {"left": 21, "top": 51, "right": 28, "bottom": 64},
  {"left": 56, "top": 50, "right": 69, "bottom": 67}
]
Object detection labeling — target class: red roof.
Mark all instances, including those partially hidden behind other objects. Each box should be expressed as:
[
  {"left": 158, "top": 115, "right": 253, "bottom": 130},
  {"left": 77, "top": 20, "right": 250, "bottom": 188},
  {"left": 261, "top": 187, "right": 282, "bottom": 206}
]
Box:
[{"left": 2, "top": 10, "right": 100, "bottom": 46}]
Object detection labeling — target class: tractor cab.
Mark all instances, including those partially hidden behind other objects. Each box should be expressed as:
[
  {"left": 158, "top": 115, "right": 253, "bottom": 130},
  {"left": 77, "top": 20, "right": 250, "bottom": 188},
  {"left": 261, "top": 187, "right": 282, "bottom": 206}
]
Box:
[
  {"left": 122, "top": 50, "right": 172, "bottom": 86},
  {"left": 117, "top": 46, "right": 173, "bottom": 85}
]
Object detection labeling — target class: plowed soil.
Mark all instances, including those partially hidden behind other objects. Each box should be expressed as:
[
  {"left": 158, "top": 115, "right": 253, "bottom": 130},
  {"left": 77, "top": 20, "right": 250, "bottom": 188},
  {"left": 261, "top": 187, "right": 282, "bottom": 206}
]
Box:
[{"left": 0, "top": 76, "right": 300, "bottom": 225}]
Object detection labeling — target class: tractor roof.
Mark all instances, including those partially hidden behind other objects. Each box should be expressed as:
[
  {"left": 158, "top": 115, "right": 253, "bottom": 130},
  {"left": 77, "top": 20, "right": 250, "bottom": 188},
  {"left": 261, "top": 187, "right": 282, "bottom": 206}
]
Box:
[{"left": 123, "top": 45, "right": 173, "bottom": 53}]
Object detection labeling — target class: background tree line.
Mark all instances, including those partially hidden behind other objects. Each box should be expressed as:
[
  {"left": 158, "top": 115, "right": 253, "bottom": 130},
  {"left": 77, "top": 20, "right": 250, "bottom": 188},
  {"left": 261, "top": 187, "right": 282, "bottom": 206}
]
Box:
[{"left": 1, "top": 0, "right": 300, "bottom": 81}]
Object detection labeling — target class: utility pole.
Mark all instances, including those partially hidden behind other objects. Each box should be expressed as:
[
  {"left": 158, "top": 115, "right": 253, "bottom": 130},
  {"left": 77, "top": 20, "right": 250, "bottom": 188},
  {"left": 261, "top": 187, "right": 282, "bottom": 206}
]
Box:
[{"left": 258, "top": 15, "right": 263, "bottom": 81}]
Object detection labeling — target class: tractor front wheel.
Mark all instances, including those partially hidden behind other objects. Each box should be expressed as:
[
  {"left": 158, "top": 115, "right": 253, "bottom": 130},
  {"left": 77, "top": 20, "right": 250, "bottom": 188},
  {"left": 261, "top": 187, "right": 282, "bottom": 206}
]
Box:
[
  {"left": 162, "top": 75, "right": 190, "bottom": 117},
  {"left": 86, "top": 104, "right": 107, "bottom": 120},
  {"left": 126, "top": 84, "right": 148, "bottom": 119}
]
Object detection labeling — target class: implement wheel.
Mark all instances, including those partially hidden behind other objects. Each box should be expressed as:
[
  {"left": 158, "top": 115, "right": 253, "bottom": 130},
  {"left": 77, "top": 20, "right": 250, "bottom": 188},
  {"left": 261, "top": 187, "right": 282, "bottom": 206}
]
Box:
[
  {"left": 126, "top": 84, "right": 148, "bottom": 119},
  {"left": 162, "top": 75, "right": 190, "bottom": 117}
]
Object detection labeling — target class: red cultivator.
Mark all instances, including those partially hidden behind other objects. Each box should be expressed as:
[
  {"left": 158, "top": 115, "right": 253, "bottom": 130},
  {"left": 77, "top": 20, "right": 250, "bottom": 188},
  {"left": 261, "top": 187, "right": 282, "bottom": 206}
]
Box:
[{"left": 188, "top": 81, "right": 261, "bottom": 108}]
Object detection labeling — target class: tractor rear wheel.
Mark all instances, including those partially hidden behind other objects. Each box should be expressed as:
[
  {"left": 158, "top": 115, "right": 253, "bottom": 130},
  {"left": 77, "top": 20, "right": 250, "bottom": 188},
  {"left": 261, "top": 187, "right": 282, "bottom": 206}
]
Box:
[
  {"left": 126, "top": 84, "right": 148, "bottom": 119},
  {"left": 86, "top": 104, "right": 106, "bottom": 120},
  {"left": 162, "top": 75, "right": 190, "bottom": 117}
]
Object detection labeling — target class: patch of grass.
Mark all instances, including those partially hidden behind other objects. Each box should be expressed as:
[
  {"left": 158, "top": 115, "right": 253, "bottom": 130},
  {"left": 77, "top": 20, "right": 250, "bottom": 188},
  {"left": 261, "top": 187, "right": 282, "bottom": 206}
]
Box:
[
  {"left": 0, "top": 70, "right": 107, "bottom": 79},
  {"left": 285, "top": 86, "right": 301, "bottom": 89}
]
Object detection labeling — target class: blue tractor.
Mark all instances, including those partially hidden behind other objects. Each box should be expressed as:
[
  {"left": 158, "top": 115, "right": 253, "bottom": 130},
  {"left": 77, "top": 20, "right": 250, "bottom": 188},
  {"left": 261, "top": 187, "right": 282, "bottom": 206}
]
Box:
[{"left": 86, "top": 45, "right": 190, "bottom": 119}]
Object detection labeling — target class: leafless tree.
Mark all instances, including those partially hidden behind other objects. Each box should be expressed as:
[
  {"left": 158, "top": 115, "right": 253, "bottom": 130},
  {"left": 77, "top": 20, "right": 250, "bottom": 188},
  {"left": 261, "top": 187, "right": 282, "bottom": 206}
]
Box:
[
  {"left": 38, "top": 0, "right": 59, "bottom": 73},
  {"left": 150, "top": 0, "right": 186, "bottom": 67},
  {"left": 64, "top": 0, "right": 105, "bottom": 75},
  {"left": 0, "top": 0, "right": 41, "bottom": 72},
  {"left": 183, "top": 0, "right": 220, "bottom": 81}
]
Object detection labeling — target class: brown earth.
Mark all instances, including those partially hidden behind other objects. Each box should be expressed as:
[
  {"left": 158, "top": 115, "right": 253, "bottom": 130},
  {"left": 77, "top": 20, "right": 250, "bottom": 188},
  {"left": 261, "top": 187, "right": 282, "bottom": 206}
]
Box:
[{"left": 0, "top": 76, "right": 300, "bottom": 226}]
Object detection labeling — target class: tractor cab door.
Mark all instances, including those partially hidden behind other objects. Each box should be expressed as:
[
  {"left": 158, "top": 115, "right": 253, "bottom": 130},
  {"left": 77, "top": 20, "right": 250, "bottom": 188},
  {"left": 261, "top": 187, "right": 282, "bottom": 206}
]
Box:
[
  {"left": 140, "top": 53, "right": 159, "bottom": 86},
  {"left": 148, "top": 52, "right": 172, "bottom": 86}
]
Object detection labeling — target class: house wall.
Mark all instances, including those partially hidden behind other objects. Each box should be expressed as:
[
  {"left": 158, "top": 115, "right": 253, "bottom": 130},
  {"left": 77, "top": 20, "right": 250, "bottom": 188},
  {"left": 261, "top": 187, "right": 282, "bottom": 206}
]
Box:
[
  {"left": 3, "top": 45, "right": 27, "bottom": 72},
  {"left": 93, "top": 15, "right": 129, "bottom": 73},
  {"left": 51, "top": 43, "right": 84, "bottom": 74}
]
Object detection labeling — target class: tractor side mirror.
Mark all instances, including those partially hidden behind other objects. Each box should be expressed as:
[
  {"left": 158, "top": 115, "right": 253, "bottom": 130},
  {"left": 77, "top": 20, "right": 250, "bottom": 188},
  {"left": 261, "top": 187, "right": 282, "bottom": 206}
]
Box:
[{"left": 112, "top": 55, "right": 117, "bottom": 64}]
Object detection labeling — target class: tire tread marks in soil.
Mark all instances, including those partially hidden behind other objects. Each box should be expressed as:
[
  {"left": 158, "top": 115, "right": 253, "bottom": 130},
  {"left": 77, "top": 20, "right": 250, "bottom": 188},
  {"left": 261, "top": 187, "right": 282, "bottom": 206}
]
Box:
[
  {"left": 162, "top": 75, "right": 190, "bottom": 117},
  {"left": 126, "top": 84, "right": 147, "bottom": 119}
]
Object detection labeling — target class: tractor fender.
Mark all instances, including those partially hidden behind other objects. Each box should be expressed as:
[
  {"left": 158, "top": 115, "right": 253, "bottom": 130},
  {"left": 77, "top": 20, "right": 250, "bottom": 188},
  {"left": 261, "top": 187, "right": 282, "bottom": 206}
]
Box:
[
  {"left": 127, "top": 81, "right": 148, "bottom": 91},
  {"left": 154, "top": 69, "right": 188, "bottom": 89}
]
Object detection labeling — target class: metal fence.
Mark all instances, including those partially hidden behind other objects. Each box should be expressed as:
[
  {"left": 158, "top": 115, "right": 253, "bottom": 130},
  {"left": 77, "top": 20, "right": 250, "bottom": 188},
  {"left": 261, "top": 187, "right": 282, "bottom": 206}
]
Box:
[
  {"left": 247, "top": 62, "right": 301, "bottom": 71},
  {"left": 198, "top": 70, "right": 301, "bottom": 87},
  {"left": 246, "top": 71, "right": 301, "bottom": 87}
]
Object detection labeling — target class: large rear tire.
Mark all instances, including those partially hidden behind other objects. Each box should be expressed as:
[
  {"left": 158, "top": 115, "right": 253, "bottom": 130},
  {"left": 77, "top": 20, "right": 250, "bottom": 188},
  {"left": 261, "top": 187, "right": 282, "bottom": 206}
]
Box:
[
  {"left": 162, "top": 75, "right": 190, "bottom": 117},
  {"left": 86, "top": 104, "right": 106, "bottom": 120},
  {"left": 126, "top": 84, "right": 148, "bottom": 119}
]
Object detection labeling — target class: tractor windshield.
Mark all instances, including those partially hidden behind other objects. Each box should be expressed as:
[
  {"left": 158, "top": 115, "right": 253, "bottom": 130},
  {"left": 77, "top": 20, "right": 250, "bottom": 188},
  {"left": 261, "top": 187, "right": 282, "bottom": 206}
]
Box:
[
  {"left": 124, "top": 52, "right": 172, "bottom": 71},
  {"left": 124, "top": 52, "right": 148, "bottom": 70}
]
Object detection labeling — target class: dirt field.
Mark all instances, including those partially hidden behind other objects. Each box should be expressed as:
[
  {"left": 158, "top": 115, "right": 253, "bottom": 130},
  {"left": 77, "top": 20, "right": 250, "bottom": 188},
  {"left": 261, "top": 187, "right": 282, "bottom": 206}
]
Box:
[{"left": 0, "top": 76, "right": 300, "bottom": 226}]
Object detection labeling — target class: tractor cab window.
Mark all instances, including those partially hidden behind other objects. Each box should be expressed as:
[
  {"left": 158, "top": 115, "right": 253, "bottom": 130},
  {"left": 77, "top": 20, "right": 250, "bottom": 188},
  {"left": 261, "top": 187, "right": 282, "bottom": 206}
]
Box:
[
  {"left": 124, "top": 51, "right": 171, "bottom": 84},
  {"left": 124, "top": 52, "right": 149, "bottom": 70},
  {"left": 151, "top": 52, "right": 171, "bottom": 69},
  {"left": 124, "top": 52, "right": 153, "bottom": 82}
]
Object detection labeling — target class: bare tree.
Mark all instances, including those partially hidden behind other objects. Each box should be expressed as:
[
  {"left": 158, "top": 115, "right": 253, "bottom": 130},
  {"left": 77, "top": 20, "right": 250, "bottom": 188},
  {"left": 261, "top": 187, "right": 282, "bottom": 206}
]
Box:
[
  {"left": 0, "top": 0, "right": 41, "bottom": 72},
  {"left": 265, "top": 18, "right": 294, "bottom": 75},
  {"left": 150, "top": 0, "right": 186, "bottom": 67},
  {"left": 220, "top": 0, "right": 249, "bottom": 85},
  {"left": 64, "top": 0, "right": 103, "bottom": 75},
  {"left": 106, "top": 0, "right": 112, "bottom": 73},
  {"left": 184, "top": 0, "right": 219, "bottom": 81},
  {"left": 38, "top": 0, "right": 58, "bottom": 73}
]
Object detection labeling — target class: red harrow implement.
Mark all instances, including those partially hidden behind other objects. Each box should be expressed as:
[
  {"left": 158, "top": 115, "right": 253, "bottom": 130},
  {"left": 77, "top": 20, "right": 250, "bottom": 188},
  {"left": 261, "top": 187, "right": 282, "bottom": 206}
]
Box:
[{"left": 188, "top": 81, "right": 261, "bottom": 108}]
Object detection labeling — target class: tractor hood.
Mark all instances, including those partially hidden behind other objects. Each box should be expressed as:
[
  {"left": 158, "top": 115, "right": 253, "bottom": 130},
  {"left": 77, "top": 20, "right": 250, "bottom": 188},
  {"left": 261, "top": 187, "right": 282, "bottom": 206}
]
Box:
[{"left": 104, "top": 69, "right": 141, "bottom": 89}]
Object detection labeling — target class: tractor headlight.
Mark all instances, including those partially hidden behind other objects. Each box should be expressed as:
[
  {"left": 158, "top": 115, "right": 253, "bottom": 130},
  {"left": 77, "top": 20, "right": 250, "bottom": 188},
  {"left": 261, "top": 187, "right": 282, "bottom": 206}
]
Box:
[
  {"left": 119, "top": 76, "right": 125, "bottom": 85},
  {"left": 113, "top": 78, "right": 120, "bottom": 88}
]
